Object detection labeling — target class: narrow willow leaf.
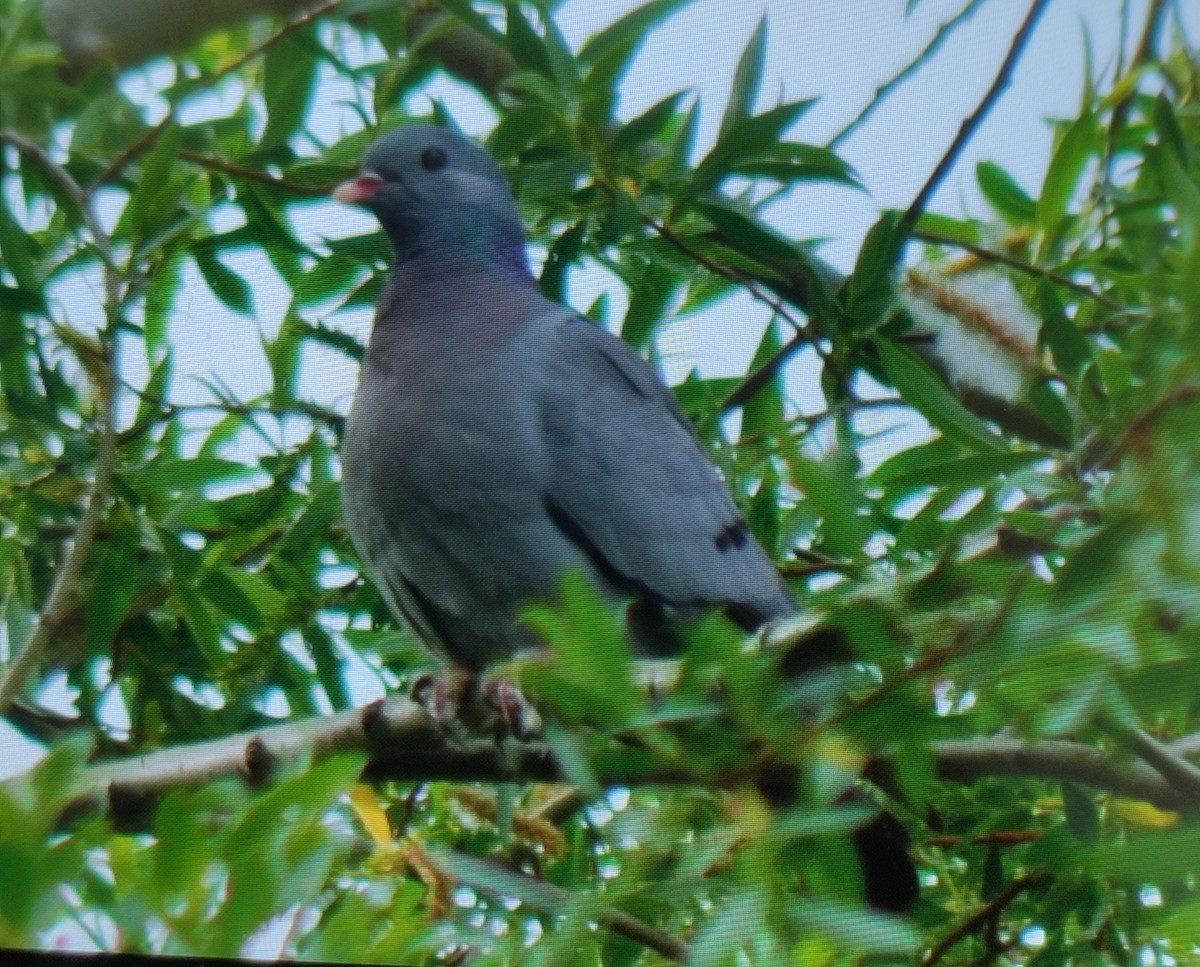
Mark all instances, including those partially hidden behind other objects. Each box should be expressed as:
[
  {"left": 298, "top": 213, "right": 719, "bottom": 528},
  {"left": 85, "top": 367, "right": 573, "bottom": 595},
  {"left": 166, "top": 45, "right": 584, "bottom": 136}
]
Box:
[
  {"left": 721, "top": 17, "right": 767, "bottom": 138},
  {"left": 876, "top": 339, "right": 1005, "bottom": 451}
]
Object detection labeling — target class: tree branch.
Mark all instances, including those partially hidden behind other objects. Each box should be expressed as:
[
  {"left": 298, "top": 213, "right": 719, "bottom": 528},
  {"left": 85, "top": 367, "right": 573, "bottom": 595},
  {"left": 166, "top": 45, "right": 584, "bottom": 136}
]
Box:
[
  {"left": 1100, "top": 717, "right": 1200, "bottom": 806},
  {"left": 19, "top": 692, "right": 1200, "bottom": 830},
  {"left": 932, "top": 736, "right": 1193, "bottom": 811},
  {"left": 0, "top": 129, "right": 118, "bottom": 274},
  {"left": 93, "top": 0, "right": 344, "bottom": 188},
  {"left": 432, "top": 848, "right": 690, "bottom": 962},
  {"left": 828, "top": 0, "right": 990, "bottom": 149},
  {"left": 919, "top": 871, "right": 1049, "bottom": 967},
  {"left": 912, "top": 228, "right": 1121, "bottom": 309},
  {"left": 0, "top": 132, "right": 123, "bottom": 715},
  {"left": 897, "top": 0, "right": 1053, "bottom": 239}
]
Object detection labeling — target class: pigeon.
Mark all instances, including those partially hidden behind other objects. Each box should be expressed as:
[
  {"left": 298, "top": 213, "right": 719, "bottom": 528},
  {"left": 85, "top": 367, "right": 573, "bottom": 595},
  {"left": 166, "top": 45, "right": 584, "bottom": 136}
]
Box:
[
  {"left": 334, "top": 124, "right": 795, "bottom": 670},
  {"left": 333, "top": 124, "right": 917, "bottom": 911}
]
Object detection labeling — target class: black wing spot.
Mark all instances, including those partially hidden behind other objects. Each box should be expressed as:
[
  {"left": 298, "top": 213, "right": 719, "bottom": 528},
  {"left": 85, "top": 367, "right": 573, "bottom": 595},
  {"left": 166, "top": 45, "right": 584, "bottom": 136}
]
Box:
[{"left": 714, "top": 518, "right": 750, "bottom": 553}]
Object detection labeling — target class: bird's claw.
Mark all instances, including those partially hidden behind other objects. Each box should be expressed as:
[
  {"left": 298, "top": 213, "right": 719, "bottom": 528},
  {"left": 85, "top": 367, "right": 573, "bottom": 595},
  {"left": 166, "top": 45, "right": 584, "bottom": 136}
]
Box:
[
  {"left": 480, "top": 676, "right": 542, "bottom": 741},
  {"left": 410, "top": 670, "right": 542, "bottom": 743}
]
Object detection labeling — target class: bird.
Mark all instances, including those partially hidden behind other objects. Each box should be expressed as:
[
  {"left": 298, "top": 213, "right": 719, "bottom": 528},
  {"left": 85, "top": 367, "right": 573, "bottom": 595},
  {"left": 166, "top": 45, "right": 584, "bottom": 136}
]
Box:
[{"left": 333, "top": 123, "right": 917, "bottom": 911}]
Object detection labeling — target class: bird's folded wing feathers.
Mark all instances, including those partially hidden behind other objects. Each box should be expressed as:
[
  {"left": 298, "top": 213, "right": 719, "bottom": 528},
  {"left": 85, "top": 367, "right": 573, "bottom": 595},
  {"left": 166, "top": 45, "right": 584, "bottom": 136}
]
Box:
[{"left": 529, "top": 311, "right": 792, "bottom": 618}]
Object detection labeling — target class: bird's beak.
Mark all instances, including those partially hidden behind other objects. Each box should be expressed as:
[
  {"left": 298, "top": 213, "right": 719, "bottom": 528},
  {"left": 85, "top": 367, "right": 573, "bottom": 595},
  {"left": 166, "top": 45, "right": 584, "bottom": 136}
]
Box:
[{"left": 333, "top": 171, "right": 385, "bottom": 205}]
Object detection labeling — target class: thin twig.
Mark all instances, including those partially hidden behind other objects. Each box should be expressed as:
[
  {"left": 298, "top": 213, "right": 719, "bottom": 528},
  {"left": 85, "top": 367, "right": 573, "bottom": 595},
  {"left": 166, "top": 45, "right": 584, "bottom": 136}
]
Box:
[
  {"left": 0, "top": 366, "right": 118, "bottom": 714},
  {"left": 435, "top": 848, "right": 691, "bottom": 962},
  {"left": 897, "top": 0, "right": 1054, "bottom": 239},
  {"left": 1092, "top": 384, "right": 1200, "bottom": 471},
  {"left": 912, "top": 228, "right": 1120, "bottom": 308},
  {"left": 829, "top": 0, "right": 990, "bottom": 149},
  {"left": 596, "top": 180, "right": 843, "bottom": 409},
  {"left": 178, "top": 149, "right": 329, "bottom": 195},
  {"left": 919, "top": 871, "right": 1049, "bottom": 967},
  {"left": 93, "top": 0, "right": 345, "bottom": 188},
  {"left": 721, "top": 328, "right": 813, "bottom": 412},
  {"left": 642, "top": 212, "right": 817, "bottom": 340},
  {"left": 0, "top": 129, "right": 119, "bottom": 275},
  {"left": 0, "top": 133, "right": 126, "bottom": 713}
]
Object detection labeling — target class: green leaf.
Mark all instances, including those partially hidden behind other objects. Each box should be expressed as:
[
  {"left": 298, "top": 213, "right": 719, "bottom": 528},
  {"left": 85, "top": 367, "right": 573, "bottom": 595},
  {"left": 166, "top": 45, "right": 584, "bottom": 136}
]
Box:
[
  {"left": 194, "top": 249, "right": 253, "bottom": 315},
  {"left": 123, "top": 124, "right": 183, "bottom": 243},
  {"left": 1152, "top": 93, "right": 1190, "bottom": 165},
  {"left": 1098, "top": 828, "right": 1200, "bottom": 881},
  {"left": 85, "top": 533, "right": 140, "bottom": 654},
  {"left": 1037, "top": 112, "right": 1100, "bottom": 243},
  {"left": 620, "top": 261, "right": 680, "bottom": 348},
  {"left": 695, "top": 100, "right": 815, "bottom": 193},
  {"left": 521, "top": 572, "right": 645, "bottom": 730},
  {"left": 873, "top": 446, "right": 1041, "bottom": 491},
  {"left": 266, "top": 309, "right": 306, "bottom": 401},
  {"left": 540, "top": 221, "right": 587, "bottom": 302},
  {"left": 977, "top": 161, "right": 1036, "bottom": 223},
  {"left": 505, "top": 4, "right": 554, "bottom": 78},
  {"left": 693, "top": 199, "right": 803, "bottom": 262},
  {"left": 261, "top": 28, "right": 320, "bottom": 149},
  {"left": 794, "top": 898, "right": 922, "bottom": 955},
  {"left": 876, "top": 339, "right": 1005, "bottom": 451},
  {"left": 914, "top": 212, "right": 982, "bottom": 247},
  {"left": 732, "top": 141, "right": 857, "bottom": 188},
  {"left": 610, "top": 91, "right": 687, "bottom": 153},
  {"left": 579, "top": 0, "right": 693, "bottom": 67},
  {"left": 741, "top": 317, "right": 786, "bottom": 442},
  {"left": 720, "top": 17, "right": 767, "bottom": 138},
  {"left": 1062, "top": 782, "right": 1101, "bottom": 843},
  {"left": 1038, "top": 282, "right": 1093, "bottom": 379},
  {"left": 692, "top": 890, "right": 769, "bottom": 967}
]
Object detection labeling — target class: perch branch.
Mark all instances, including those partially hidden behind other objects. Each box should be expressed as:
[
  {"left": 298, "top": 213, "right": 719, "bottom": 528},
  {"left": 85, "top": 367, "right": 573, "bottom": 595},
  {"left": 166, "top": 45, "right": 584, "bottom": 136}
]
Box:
[{"left": 15, "top": 698, "right": 1200, "bottom": 829}]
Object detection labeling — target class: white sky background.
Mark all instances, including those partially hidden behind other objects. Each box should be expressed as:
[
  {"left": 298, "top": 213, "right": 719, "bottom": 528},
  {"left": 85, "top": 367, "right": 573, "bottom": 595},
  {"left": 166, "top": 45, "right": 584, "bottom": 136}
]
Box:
[{"left": 4, "top": 1, "right": 1197, "bottom": 781}]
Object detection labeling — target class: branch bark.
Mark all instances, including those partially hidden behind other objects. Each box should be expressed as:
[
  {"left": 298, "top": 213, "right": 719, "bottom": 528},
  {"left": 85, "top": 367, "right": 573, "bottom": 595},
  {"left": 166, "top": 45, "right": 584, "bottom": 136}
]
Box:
[{"left": 19, "top": 694, "right": 1200, "bottom": 830}]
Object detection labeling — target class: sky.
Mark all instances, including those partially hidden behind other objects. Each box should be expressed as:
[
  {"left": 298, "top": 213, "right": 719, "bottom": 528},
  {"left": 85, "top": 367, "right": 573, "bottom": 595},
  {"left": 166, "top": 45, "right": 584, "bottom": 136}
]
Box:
[{"left": 4, "top": 0, "right": 1196, "bottom": 781}]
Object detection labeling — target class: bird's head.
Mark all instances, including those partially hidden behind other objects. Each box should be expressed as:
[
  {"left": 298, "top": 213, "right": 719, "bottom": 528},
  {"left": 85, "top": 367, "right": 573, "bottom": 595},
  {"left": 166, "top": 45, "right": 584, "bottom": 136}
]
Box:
[{"left": 334, "top": 124, "right": 528, "bottom": 272}]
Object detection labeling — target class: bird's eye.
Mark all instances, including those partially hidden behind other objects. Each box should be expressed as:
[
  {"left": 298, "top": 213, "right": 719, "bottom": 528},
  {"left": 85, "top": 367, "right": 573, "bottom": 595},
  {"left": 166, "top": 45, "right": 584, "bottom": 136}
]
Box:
[{"left": 420, "top": 146, "right": 448, "bottom": 172}]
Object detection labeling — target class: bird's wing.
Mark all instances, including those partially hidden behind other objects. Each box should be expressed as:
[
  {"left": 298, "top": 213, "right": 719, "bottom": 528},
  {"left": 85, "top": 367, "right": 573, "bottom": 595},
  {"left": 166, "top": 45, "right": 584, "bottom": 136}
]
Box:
[{"left": 526, "top": 310, "right": 794, "bottom": 626}]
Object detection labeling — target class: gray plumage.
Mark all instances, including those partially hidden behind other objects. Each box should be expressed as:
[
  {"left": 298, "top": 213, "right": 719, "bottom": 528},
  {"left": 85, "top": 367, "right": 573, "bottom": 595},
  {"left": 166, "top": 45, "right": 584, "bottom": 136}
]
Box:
[{"left": 337, "top": 125, "right": 794, "bottom": 671}]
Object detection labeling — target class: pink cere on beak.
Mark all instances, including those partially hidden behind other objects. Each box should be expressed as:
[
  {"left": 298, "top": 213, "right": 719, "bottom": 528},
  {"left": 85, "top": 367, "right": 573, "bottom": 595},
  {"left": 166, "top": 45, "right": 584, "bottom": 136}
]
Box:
[{"left": 333, "top": 172, "right": 385, "bottom": 205}]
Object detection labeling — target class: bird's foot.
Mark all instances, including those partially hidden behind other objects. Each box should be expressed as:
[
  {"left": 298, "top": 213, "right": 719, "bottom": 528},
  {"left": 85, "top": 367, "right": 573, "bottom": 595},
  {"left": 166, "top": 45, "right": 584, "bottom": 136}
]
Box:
[
  {"left": 479, "top": 675, "right": 542, "bottom": 741},
  {"left": 409, "top": 670, "right": 542, "bottom": 743},
  {"left": 410, "top": 669, "right": 476, "bottom": 746}
]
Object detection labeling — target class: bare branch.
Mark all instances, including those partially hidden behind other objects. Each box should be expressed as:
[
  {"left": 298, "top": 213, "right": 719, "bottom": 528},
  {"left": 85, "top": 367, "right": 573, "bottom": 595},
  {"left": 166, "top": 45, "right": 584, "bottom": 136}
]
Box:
[
  {"left": 920, "top": 871, "right": 1049, "bottom": 967},
  {"left": 1101, "top": 717, "right": 1200, "bottom": 804},
  {"left": 0, "top": 129, "right": 118, "bottom": 273},
  {"left": 0, "top": 130, "right": 124, "bottom": 714},
  {"left": 912, "top": 228, "right": 1121, "bottom": 309},
  {"left": 829, "top": 0, "right": 990, "bottom": 149},
  {"left": 18, "top": 689, "right": 1200, "bottom": 830},
  {"left": 933, "top": 736, "right": 1192, "bottom": 811},
  {"left": 897, "top": 0, "right": 1053, "bottom": 239},
  {"left": 93, "top": 0, "right": 344, "bottom": 188}
]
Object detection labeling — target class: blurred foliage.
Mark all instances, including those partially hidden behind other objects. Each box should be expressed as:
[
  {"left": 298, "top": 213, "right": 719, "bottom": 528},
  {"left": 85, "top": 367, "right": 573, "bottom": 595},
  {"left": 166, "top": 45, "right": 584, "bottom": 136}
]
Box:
[{"left": 2, "top": 0, "right": 1200, "bottom": 963}]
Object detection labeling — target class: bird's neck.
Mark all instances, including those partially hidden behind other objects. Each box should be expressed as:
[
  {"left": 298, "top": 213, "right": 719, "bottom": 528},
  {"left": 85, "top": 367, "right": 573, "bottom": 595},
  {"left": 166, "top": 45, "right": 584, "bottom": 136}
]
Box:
[
  {"left": 369, "top": 248, "right": 544, "bottom": 360},
  {"left": 384, "top": 213, "right": 531, "bottom": 280}
]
